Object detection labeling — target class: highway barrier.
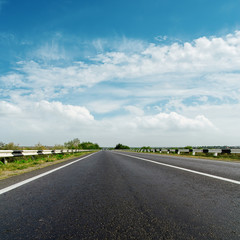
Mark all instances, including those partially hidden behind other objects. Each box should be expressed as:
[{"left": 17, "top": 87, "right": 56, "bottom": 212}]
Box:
[
  {"left": 0, "top": 149, "right": 93, "bottom": 164},
  {"left": 132, "top": 148, "right": 240, "bottom": 157}
]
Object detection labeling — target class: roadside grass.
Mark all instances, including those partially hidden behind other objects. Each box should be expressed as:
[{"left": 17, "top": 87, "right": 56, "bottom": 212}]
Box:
[
  {"left": 146, "top": 152, "right": 240, "bottom": 162},
  {"left": 188, "top": 152, "right": 240, "bottom": 161},
  {"left": 0, "top": 151, "right": 96, "bottom": 180}
]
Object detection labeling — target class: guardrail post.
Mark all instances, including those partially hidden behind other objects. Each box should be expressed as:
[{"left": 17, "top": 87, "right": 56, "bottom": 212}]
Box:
[{"left": 203, "top": 149, "right": 209, "bottom": 154}]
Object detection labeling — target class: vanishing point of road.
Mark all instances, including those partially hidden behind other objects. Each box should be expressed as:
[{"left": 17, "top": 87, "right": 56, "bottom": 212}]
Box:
[{"left": 0, "top": 150, "right": 239, "bottom": 239}]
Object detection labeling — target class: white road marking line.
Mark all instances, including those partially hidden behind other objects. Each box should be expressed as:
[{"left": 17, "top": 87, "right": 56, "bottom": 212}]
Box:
[
  {"left": 115, "top": 152, "right": 240, "bottom": 185},
  {"left": 0, "top": 152, "right": 99, "bottom": 195}
]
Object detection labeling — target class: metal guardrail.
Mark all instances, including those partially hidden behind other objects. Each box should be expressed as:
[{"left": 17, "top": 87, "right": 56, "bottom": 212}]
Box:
[
  {"left": 0, "top": 149, "right": 94, "bottom": 164},
  {"left": 133, "top": 148, "right": 240, "bottom": 157}
]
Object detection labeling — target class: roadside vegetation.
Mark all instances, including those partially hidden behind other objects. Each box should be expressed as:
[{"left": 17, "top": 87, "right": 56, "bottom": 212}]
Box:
[
  {"left": 0, "top": 138, "right": 100, "bottom": 150},
  {"left": 137, "top": 146, "right": 240, "bottom": 162},
  {"left": 64, "top": 138, "right": 100, "bottom": 149},
  {"left": 0, "top": 151, "right": 96, "bottom": 180},
  {"left": 141, "top": 146, "right": 152, "bottom": 150},
  {"left": 0, "top": 138, "right": 101, "bottom": 179},
  {"left": 168, "top": 152, "right": 240, "bottom": 162},
  {"left": 115, "top": 143, "right": 130, "bottom": 149}
]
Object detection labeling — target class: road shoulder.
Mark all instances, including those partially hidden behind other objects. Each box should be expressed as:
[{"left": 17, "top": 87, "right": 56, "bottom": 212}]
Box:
[{"left": 0, "top": 152, "right": 97, "bottom": 190}]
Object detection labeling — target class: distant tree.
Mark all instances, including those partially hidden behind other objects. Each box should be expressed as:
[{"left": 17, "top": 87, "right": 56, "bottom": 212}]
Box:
[
  {"left": 64, "top": 139, "right": 100, "bottom": 149},
  {"left": 141, "top": 146, "right": 151, "bottom": 150},
  {"left": 115, "top": 143, "right": 130, "bottom": 149},
  {"left": 34, "top": 142, "right": 46, "bottom": 150},
  {"left": 53, "top": 144, "right": 65, "bottom": 150},
  {"left": 64, "top": 138, "right": 81, "bottom": 149},
  {"left": 3, "top": 142, "right": 20, "bottom": 150},
  {"left": 0, "top": 141, "right": 5, "bottom": 149},
  {"left": 80, "top": 141, "right": 100, "bottom": 149}
]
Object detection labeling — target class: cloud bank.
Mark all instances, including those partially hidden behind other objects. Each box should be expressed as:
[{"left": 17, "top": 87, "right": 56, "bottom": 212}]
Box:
[{"left": 1, "top": 31, "right": 240, "bottom": 146}]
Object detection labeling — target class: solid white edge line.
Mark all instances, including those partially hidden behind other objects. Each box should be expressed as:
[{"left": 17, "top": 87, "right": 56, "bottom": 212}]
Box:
[
  {"left": 0, "top": 152, "right": 99, "bottom": 195},
  {"left": 114, "top": 152, "right": 240, "bottom": 185}
]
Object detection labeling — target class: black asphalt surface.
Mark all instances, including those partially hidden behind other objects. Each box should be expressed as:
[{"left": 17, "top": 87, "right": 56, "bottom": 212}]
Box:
[{"left": 0, "top": 150, "right": 239, "bottom": 239}]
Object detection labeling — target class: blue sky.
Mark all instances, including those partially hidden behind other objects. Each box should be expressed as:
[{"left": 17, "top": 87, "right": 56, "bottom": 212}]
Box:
[{"left": 1, "top": 0, "right": 240, "bottom": 147}]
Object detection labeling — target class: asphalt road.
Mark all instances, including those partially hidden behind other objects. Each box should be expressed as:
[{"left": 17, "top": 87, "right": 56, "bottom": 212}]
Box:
[{"left": 0, "top": 151, "right": 239, "bottom": 239}]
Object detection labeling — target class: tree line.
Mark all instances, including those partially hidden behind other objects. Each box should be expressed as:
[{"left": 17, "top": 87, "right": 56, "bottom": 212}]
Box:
[
  {"left": 64, "top": 138, "right": 100, "bottom": 149},
  {"left": 114, "top": 143, "right": 130, "bottom": 149},
  {"left": 0, "top": 138, "right": 100, "bottom": 150}
]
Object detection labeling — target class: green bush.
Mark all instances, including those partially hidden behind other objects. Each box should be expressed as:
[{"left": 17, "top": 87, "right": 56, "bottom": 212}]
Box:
[{"left": 115, "top": 143, "right": 130, "bottom": 149}]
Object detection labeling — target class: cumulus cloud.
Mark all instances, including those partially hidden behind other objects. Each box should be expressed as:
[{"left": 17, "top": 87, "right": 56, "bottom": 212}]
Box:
[
  {"left": 0, "top": 100, "right": 94, "bottom": 129},
  {"left": 135, "top": 112, "right": 214, "bottom": 130},
  {"left": 1, "top": 31, "right": 240, "bottom": 146},
  {"left": 0, "top": 101, "right": 22, "bottom": 116},
  {"left": 0, "top": 101, "right": 93, "bottom": 145},
  {"left": 2, "top": 31, "right": 240, "bottom": 101},
  {"left": 124, "top": 105, "right": 144, "bottom": 116},
  {"left": 3, "top": 101, "right": 213, "bottom": 132},
  {"left": 1, "top": 31, "right": 236, "bottom": 88},
  {"left": 87, "top": 100, "right": 125, "bottom": 114},
  {"left": 35, "top": 101, "right": 94, "bottom": 122},
  {"left": 0, "top": 98, "right": 217, "bottom": 145},
  {"left": 93, "top": 110, "right": 218, "bottom": 146}
]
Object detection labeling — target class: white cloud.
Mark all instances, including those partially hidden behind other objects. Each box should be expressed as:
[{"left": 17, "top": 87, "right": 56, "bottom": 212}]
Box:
[
  {"left": 1, "top": 31, "right": 240, "bottom": 146},
  {"left": 97, "top": 111, "right": 215, "bottom": 132},
  {"left": 154, "top": 35, "right": 168, "bottom": 42},
  {"left": 0, "top": 99, "right": 217, "bottom": 146},
  {"left": 35, "top": 100, "right": 94, "bottom": 122},
  {"left": 92, "top": 110, "right": 218, "bottom": 146},
  {"left": 1, "top": 73, "right": 27, "bottom": 88},
  {"left": 34, "top": 42, "right": 66, "bottom": 61},
  {"left": 124, "top": 105, "right": 144, "bottom": 116},
  {"left": 87, "top": 100, "right": 125, "bottom": 114},
  {"left": 2, "top": 31, "right": 240, "bottom": 103},
  {"left": 1, "top": 97, "right": 239, "bottom": 147},
  {"left": 0, "top": 101, "right": 22, "bottom": 115},
  {"left": 0, "top": 100, "right": 94, "bottom": 129},
  {"left": 135, "top": 112, "right": 215, "bottom": 130},
  {"left": 92, "top": 37, "right": 146, "bottom": 54}
]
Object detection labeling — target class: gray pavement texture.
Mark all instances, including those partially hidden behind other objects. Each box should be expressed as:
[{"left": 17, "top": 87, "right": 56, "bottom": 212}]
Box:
[{"left": 0, "top": 150, "right": 239, "bottom": 240}]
